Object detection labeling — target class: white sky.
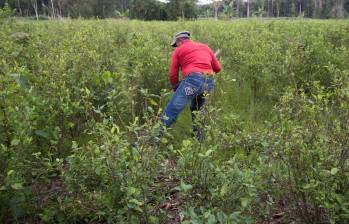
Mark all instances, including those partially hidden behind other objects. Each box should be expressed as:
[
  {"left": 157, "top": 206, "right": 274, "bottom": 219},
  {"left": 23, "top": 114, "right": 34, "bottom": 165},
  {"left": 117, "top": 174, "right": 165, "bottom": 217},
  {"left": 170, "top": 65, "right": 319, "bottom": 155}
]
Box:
[
  {"left": 158, "top": 0, "right": 213, "bottom": 5},
  {"left": 197, "top": 0, "right": 212, "bottom": 4}
]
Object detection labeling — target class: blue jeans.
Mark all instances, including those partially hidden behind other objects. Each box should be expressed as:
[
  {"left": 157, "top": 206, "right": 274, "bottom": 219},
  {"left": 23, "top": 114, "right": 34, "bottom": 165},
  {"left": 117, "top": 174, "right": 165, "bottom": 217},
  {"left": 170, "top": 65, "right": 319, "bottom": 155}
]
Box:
[{"left": 161, "top": 73, "right": 214, "bottom": 138}]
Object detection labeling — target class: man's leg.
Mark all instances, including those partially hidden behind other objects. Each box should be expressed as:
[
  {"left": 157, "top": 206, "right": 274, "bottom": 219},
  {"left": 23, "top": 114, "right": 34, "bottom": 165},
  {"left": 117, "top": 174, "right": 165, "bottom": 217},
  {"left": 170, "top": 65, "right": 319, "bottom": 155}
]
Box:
[
  {"left": 161, "top": 82, "right": 195, "bottom": 128},
  {"left": 190, "top": 94, "right": 206, "bottom": 141},
  {"left": 189, "top": 76, "right": 214, "bottom": 141}
]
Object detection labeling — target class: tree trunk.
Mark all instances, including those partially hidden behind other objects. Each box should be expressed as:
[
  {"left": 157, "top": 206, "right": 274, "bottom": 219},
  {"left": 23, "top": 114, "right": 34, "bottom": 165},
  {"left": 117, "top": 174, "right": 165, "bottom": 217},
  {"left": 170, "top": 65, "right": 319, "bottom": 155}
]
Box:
[
  {"left": 318, "top": 0, "right": 323, "bottom": 17},
  {"left": 236, "top": 0, "right": 240, "bottom": 17},
  {"left": 298, "top": 1, "right": 302, "bottom": 16},
  {"left": 335, "top": 0, "right": 345, "bottom": 18},
  {"left": 267, "top": 0, "right": 270, "bottom": 16},
  {"left": 57, "top": 0, "right": 62, "bottom": 18},
  {"left": 318, "top": 0, "right": 323, "bottom": 13},
  {"left": 32, "top": 0, "right": 39, "bottom": 20},
  {"left": 247, "top": 0, "right": 250, "bottom": 17},
  {"left": 271, "top": 0, "right": 274, "bottom": 16},
  {"left": 314, "top": 0, "right": 324, "bottom": 18},
  {"left": 121, "top": 0, "right": 128, "bottom": 13},
  {"left": 213, "top": 1, "right": 220, "bottom": 20},
  {"left": 50, "top": 0, "right": 55, "bottom": 18},
  {"left": 17, "top": 0, "right": 22, "bottom": 16},
  {"left": 313, "top": 0, "right": 317, "bottom": 17}
]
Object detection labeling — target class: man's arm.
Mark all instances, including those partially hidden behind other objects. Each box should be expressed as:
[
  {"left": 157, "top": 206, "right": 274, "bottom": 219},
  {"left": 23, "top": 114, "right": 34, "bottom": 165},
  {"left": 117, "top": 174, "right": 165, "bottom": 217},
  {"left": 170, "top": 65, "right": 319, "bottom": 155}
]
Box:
[
  {"left": 210, "top": 49, "right": 221, "bottom": 73},
  {"left": 169, "top": 50, "right": 180, "bottom": 90}
]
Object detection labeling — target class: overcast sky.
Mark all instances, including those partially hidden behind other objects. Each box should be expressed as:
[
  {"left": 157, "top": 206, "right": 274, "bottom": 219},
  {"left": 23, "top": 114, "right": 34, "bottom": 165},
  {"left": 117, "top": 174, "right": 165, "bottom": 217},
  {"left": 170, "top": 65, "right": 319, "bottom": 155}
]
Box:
[
  {"left": 197, "top": 0, "right": 212, "bottom": 4},
  {"left": 158, "top": 0, "right": 213, "bottom": 5}
]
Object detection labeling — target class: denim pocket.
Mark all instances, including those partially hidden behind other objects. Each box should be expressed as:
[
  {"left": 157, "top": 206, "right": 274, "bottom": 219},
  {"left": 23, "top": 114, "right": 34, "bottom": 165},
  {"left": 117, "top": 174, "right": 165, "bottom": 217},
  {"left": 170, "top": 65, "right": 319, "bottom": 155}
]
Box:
[
  {"left": 184, "top": 86, "right": 198, "bottom": 96},
  {"left": 183, "top": 80, "right": 199, "bottom": 96}
]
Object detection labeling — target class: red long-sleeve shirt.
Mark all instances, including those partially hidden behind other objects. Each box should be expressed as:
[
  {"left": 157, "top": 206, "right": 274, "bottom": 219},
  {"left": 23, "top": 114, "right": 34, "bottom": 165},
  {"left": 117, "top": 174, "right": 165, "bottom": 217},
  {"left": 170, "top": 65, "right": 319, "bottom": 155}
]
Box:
[{"left": 169, "top": 40, "right": 221, "bottom": 86}]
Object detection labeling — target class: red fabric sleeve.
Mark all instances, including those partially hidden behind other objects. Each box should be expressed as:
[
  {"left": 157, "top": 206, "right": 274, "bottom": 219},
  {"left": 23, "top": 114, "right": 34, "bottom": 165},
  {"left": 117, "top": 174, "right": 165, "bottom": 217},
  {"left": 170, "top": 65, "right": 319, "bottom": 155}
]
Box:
[
  {"left": 169, "top": 50, "right": 180, "bottom": 86},
  {"left": 210, "top": 50, "right": 221, "bottom": 73}
]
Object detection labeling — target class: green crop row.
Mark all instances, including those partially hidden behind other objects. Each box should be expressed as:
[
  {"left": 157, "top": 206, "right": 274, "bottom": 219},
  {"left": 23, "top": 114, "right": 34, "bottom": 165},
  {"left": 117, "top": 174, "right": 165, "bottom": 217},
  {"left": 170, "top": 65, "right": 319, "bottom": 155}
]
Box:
[{"left": 0, "top": 19, "right": 348, "bottom": 223}]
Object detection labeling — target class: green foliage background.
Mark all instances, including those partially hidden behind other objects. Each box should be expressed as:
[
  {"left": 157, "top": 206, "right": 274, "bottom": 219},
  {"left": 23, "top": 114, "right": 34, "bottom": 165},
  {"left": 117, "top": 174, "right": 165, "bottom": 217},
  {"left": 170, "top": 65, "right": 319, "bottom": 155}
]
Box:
[{"left": 0, "top": 19, "right": 348, "bottom": 223}]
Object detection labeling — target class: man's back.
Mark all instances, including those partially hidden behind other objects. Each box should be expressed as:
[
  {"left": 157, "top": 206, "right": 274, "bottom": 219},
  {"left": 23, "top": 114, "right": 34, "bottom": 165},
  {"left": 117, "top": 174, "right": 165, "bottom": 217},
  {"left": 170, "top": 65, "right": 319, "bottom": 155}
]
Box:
[{"left": 170, "top": 40, "right": 221, "bottom": 86}]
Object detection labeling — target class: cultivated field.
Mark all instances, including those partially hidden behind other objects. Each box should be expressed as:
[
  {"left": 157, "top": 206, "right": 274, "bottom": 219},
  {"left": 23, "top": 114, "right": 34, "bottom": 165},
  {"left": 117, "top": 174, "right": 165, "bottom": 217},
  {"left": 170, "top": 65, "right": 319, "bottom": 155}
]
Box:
[{"left": 1, "top": 19, "right": 349, "bottom": 223}]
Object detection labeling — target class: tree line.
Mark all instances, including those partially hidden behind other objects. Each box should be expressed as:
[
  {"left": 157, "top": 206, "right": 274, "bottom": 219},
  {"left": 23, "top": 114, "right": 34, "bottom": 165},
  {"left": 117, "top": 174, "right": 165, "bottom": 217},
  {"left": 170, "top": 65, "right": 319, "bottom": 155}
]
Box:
[
  {"left": 0, "top": 0, "right": 348, "bottom": 20},
  {"left": 213, "top": 0, "right": 348, "bottom": 18}
]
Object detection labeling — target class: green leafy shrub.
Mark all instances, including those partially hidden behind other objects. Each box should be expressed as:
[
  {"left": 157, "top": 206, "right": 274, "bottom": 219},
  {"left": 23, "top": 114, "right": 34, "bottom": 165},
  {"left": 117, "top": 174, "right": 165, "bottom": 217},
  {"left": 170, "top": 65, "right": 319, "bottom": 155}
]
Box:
[
  {"left": 0, "top": 19, "right": 348, "bottom": 223},
  {"left": 0, "top": 2, "right": 12, "bottom": 19}
]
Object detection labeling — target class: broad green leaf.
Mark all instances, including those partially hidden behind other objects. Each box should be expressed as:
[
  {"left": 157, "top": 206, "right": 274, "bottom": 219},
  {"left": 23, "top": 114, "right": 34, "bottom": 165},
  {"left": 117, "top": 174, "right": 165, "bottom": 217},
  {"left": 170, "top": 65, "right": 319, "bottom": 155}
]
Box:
[
  {"left": 303, "top": 183, "right": 312, "bottom": 189},
  {"left": 95, "top": 167, "right": 101, "bottom": 175},
  {"left": 147, "top": 106, "right": 154, "bottom": 113},
  {"left": 207, "top": 214, "right": 216, "bottom": 224},
  {"left": 130, "top": 215, "right": 140, "bottom": 224},
  {"left": 330, "top": 168, "right": 339, "bottom": 175},
  {"left": 217, "top": 211, "right": 226, "bottom": 223},
  {"left": 85, "top": 87, "right": 90, "bottom": 95},
  {"left": 129, "top": 198, "right": 143, "bottom": 206},
  {"left": 11, "top": 183, "right": 23, "bottom": 190},
  {"left": 102, "top": 71, "right": 112, "bottom": 83},
  {"left": 149, "top": 215, "right": 159, "bottom": 224},
  {"left": 161, "top": 138, "right": 168, "bottom": 144},
  {"left": 35, "top": 130, "right": 50, "bottom": 139},
  {"left": 128, "top": 187, "right": 138, "bottom": 195},
  {"left": 180, "top": 181, "right": 193, "bottom": 192},
  {"left": 149, "top": 98, "right": 158, "bottom": 106},
  {"left": 10, "top": 139, "right": 20, "bottom": 146},
  {"left": 205, "top": 149, "right": 213, "bottom": 157},
  {"left": 220, "top": 183, "right": 228, "bottom": 196},
  {"left": 182, "top": 140, "right": 191, "bottom": 148},
  {"left": 241, "top": 197, "right": 250, "bottom": 207},
  {"left": 7, "top": 170, "right": 14, "bottom": 176}
]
